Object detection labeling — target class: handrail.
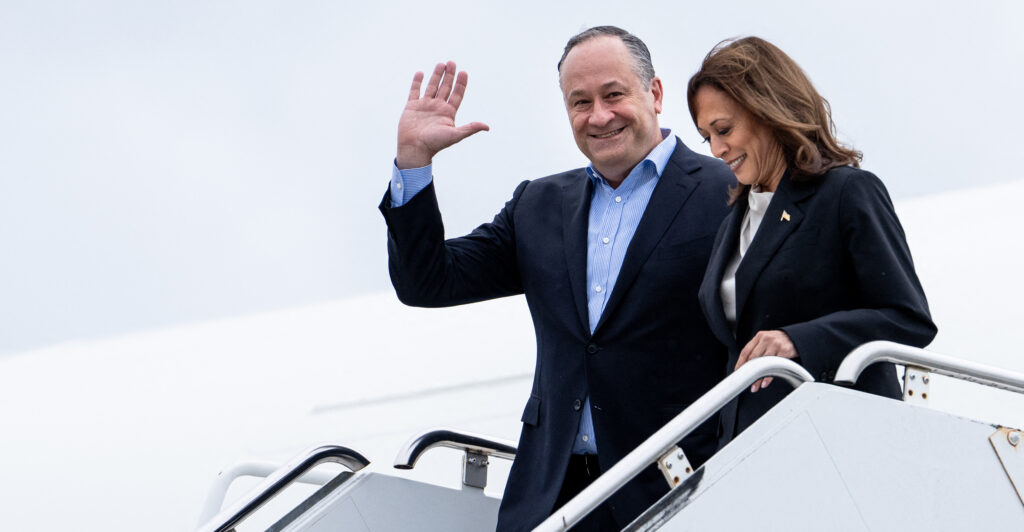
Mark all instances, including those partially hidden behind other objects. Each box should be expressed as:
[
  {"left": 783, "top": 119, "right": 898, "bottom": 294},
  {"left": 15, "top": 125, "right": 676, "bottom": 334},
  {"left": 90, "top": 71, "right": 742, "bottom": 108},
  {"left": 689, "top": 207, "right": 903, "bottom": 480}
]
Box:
[
  {"left": 393, "top": 428, "right": 517, "bottom": 469},
  {"left": 834, "top": 341, "right": 1024, "bottom": 394},
  {"left": 534, "top": 356, "right": 813, "bottom": 532},
  {"left": 195, "top": 461, "right": 337, "bottom": 526},
  {"left": 196, "top": 445, "right": 369, "bottom": 532}
]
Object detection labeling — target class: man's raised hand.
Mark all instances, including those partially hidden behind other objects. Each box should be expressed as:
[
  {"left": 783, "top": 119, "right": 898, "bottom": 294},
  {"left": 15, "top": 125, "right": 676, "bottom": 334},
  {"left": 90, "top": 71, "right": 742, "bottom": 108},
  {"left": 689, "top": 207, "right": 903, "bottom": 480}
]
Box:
[{"left": 396, "top": 61, "right": 489, "bottom": 169}]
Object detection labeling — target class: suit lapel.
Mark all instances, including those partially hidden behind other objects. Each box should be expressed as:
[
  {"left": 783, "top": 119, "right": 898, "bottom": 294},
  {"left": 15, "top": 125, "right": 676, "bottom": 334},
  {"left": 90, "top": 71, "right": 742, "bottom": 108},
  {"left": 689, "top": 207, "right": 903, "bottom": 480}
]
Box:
[
  {"left": 563, "top": 174, "right": 593, "bottom": 335},
  {"left": 700, "top": 199, "right": 744, "bottom": 351},
  {"left": 733, "top": 175, "right": 816, "bottom": 322},
  {"left": 593, "top": 143, "right": 700, "bottom": 334}
]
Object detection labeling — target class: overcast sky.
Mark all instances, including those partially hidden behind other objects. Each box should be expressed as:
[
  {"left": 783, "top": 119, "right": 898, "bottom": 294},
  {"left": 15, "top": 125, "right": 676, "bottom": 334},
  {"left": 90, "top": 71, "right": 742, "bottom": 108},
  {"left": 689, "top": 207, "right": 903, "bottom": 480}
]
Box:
[{"left": 2, "top": 0, "right": 1021, "bottom": 355}]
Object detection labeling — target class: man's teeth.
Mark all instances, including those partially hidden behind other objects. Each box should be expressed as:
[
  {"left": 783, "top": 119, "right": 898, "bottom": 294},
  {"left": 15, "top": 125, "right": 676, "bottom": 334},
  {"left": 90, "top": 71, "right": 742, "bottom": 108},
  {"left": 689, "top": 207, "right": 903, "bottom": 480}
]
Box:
[
  {"left": 729, "top": 155, "right": 746, "bottom": 170},
  {"left": 594, "top": 128, "right": 623, "bottom": 139}
]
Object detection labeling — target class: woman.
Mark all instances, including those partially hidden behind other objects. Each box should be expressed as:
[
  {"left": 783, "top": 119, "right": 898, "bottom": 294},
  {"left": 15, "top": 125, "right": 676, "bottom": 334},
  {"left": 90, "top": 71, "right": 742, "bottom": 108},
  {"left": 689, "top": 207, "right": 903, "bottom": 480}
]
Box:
[{"left": 687, "top": 37, "right": 937, "bottom": 446}]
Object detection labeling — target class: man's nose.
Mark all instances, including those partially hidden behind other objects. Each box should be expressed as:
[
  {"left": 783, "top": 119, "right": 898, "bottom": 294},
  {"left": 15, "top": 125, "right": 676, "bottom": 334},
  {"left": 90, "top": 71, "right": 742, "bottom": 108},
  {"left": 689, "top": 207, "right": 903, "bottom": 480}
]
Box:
[{"left": 589, "top": 100, "right": 614, "bottom": 127}]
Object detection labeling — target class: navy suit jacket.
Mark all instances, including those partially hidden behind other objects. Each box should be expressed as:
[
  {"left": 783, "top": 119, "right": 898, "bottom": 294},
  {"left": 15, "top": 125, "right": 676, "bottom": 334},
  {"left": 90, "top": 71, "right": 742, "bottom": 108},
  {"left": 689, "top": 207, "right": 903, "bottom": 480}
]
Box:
[
  {"left": 698, "top": 166, "right": 937, "bottom": 445},
  {"left": 379, "top": 139, "right": 734, "bottom": 530}
]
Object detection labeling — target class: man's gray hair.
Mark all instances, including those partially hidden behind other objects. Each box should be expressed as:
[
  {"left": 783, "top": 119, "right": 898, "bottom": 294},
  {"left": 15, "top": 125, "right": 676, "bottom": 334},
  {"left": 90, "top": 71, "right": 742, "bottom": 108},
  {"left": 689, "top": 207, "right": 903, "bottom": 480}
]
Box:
[{"left": 557, "top": 26, "right": 656, "bottom": 89}]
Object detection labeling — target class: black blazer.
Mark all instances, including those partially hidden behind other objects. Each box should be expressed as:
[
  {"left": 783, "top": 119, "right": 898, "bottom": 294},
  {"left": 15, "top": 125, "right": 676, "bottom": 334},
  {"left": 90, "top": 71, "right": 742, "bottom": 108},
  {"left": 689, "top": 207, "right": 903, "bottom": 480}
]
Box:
[
  {"left": 699, "top": 166, "right": 937, "bottom": 445},
  {"left": 379, "top": 140, "right": 734, "bottom": 530}
]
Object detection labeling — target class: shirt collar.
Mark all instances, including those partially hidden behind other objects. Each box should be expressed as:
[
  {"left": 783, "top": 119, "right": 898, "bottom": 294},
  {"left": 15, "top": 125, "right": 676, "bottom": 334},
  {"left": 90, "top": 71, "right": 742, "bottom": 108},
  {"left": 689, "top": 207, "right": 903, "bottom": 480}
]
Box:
[
  {"left": 586, "top": 128, "right": 676, "bottom": 186},
  {"left": 747, "top": 187, "right": 775, "bottom": 214}
]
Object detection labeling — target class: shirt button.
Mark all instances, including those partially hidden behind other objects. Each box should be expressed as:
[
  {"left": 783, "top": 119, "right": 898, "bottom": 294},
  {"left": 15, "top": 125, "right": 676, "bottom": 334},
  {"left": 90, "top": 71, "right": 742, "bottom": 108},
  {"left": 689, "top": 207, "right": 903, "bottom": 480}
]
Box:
[
  {"left": 602, "top": 237, "right": 610, "bottom": 244},
  {"left": 396, "top": 182, "right": 403, "bottom": 189},
  {"left": 582, "top": 434, "right": 590, "bottom": 442},
  {"left": 594, "top": 285, "right": 602, "bottom": 293},
  {"left": 615, "top": 196, "right": 622, "bottom": 203},
  {"left": 573, "top": 399, "right": 582, "bottom": 411}
]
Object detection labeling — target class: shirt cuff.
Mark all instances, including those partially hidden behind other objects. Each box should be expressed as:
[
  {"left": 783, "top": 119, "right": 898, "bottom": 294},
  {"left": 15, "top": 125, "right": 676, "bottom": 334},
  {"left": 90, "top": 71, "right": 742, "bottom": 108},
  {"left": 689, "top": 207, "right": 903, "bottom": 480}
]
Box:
[{"left": 390, "top": 161, "right": 433, "bottom": 207}]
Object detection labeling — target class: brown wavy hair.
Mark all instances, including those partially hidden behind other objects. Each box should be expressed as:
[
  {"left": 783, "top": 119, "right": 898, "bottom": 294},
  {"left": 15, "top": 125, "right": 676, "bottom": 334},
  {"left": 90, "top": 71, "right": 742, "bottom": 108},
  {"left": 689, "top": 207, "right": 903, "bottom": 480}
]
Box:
[{"left": 687, "top": 37, "right": 861, "bottom": 202}]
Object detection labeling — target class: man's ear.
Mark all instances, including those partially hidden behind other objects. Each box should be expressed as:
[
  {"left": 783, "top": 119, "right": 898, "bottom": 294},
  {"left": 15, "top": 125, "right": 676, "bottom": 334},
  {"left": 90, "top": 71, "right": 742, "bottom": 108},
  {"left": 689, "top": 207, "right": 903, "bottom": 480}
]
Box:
[{"left": 650, "top": 77, "right": 664, "bottom": 114}]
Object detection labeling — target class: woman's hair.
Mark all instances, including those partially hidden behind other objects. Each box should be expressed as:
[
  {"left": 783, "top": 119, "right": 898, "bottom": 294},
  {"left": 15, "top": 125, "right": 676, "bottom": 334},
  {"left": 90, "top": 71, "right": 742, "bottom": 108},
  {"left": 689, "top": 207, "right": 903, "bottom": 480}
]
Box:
[{"left": 687, "top": 37, "right": 861, "bottom": 200}]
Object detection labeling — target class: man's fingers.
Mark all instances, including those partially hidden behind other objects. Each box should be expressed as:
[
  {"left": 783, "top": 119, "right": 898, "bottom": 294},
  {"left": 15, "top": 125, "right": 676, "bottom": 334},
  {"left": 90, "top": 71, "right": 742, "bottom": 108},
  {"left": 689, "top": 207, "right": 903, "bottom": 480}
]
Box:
[
  {"left": 437, "top": 61, "right": 457, "bottom": 102},
  {"left": 408, "top": 72, "right": 424, "bottom": 101},
  {"left": 424, "top": 62, "right": 445, "bottom": 98},
  {"left": 454, "top": 121, "right": 490, "bottom": 141},
  {"left": 448, "top": 71, "right": 470, "bottom": 109}
]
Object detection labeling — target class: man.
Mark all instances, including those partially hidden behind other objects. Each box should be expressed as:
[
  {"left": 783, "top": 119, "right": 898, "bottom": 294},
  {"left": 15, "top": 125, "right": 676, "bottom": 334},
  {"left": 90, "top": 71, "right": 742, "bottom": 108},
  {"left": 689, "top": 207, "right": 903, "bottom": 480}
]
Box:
[{"left": 379, "top": 26, "right": 733, "bottom": 530}]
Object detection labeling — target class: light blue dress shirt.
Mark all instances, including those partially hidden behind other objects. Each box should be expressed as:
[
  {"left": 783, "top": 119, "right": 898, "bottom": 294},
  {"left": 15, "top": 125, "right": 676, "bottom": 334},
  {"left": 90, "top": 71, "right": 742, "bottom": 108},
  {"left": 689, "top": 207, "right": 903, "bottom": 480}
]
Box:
[
  {"left": 389, "top": 130, "right": 677, "bottom": 455},
  {"left": 389, "top": 163, "right": 433, "bottom": 207},
  {"left": 573, "top": 130, "right": 675, "bottom": 454}
]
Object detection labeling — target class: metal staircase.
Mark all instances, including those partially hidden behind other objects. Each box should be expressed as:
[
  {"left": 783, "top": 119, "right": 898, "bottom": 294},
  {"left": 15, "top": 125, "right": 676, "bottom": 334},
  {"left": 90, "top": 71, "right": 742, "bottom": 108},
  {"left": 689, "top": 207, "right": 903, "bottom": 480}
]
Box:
[{"left": 196, "top": 342, "right": 1024, "bottom": 531}]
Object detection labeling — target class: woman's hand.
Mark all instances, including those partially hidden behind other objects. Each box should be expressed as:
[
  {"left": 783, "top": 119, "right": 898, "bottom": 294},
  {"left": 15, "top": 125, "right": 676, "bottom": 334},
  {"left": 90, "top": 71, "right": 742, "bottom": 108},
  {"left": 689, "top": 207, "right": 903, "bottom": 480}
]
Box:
[{"left": 736, "top": 330, "right": 798, "bottom": 392}]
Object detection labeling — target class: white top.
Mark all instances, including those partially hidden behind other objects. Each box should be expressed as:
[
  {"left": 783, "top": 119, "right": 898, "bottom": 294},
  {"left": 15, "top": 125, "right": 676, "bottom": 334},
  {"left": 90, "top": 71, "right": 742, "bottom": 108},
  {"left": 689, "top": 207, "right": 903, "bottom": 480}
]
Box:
[{"left": 721, "top": 187, "right": 775, "bottom": 328}]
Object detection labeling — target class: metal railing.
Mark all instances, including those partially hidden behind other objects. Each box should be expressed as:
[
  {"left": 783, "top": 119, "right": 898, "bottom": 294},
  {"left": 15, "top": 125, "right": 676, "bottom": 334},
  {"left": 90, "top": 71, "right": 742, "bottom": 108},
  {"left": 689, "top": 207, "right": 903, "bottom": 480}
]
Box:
[
  {"left": 533, "top": 356, "right": 814, "bottom": 531},
  {"left": 196, "top": 445, "right": 369, "bottom": 532},
  {"left": 195, "top": 460, "right": 338, "bottom": 526},
  {"left": 834, "top": 341, "right": 1024, "bottom": 394},
  {"left": 394, "top": 428, "right": 517, "bottom": 489}
]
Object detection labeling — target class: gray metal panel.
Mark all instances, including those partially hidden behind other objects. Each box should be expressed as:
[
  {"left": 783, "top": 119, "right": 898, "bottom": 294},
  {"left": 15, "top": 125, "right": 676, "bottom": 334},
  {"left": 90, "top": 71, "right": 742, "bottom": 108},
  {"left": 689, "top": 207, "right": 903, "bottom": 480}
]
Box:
[
  {"left": 805, "top": 389, "right": 1020, "bottom": 530},
  {"left": 269, "top": 472, "right": 356, "bottom": 531},
  {"left": 647, "top": 411, "right": 869, "bottom": 531},
  {"left": 297, "top": 498, "right": 372, "bottom": 532},
  {"left": 281, "top": 471, "right": 501, "bottom": 532},
  {"left": 634, "top": 384, "right": 1024, "bottom": 530}
]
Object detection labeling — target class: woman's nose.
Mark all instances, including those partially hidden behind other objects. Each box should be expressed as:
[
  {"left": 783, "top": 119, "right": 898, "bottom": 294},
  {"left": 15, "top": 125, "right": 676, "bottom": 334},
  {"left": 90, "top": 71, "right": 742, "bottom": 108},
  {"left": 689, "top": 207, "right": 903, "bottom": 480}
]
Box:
[{"left": 710, "top": 137, "right": 727, "bottom": 159}]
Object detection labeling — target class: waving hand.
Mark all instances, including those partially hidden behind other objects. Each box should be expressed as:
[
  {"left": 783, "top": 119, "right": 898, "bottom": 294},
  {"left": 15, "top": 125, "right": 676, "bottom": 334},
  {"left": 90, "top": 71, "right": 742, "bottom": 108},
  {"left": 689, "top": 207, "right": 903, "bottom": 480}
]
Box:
[{"left": 396, "top": 61, "right": 490, "bottom": 169}]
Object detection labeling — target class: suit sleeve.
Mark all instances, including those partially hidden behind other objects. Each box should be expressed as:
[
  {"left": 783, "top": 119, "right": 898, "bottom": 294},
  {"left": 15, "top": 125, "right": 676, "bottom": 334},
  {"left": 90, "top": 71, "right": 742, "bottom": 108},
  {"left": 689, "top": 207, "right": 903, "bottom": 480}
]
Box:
[
  {"left": 780, "top": 172, "right": 937, "bottom": 379},
  {"left": 378, "top": 179, "right": 529, "bottom": 307}
]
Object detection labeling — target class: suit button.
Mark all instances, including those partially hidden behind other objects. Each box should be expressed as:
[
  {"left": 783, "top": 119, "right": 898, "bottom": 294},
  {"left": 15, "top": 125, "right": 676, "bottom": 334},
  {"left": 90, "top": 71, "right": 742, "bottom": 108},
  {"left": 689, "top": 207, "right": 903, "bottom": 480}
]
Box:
[
  {"left": 573, "top": 399, "right": 582, "bottom": 411},
  {"left": 586, "top": 344, "right": 599, "bottom": 354}
]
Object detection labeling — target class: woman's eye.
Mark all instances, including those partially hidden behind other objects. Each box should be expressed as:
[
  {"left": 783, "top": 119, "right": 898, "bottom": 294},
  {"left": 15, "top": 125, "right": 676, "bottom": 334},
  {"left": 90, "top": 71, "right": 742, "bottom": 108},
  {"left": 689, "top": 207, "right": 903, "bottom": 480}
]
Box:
[
  {"left": 701, "top": 136, "right": 710, "bottom": 143},
  {"left": 718, "top": 127, "right": 731, "bottom": 136}
]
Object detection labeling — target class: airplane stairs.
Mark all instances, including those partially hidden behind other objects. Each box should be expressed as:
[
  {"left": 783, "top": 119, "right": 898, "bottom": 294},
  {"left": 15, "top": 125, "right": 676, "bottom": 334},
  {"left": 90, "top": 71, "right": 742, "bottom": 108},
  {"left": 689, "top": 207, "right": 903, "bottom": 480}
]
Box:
[{"left": 196, "top": 342, "right": 1024, "bottom": 531}]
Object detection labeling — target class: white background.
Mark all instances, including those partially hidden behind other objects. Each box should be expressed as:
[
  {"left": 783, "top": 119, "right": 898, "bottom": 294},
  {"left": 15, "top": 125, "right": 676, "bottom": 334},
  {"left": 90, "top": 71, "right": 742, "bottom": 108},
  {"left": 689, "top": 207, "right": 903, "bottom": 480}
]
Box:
[
  {"left": 2, "top": 0, "right": 1022, "bottom": 355},
  {"left": 2, "top": 2, "right": 1024, "bottom": 530}
]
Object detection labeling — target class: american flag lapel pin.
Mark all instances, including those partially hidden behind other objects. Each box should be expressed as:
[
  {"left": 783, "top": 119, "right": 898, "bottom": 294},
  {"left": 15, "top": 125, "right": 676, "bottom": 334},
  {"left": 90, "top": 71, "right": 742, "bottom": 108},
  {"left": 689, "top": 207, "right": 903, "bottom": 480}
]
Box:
[{"left": 781, "top": 210, "right": 791, "bottom": 222}]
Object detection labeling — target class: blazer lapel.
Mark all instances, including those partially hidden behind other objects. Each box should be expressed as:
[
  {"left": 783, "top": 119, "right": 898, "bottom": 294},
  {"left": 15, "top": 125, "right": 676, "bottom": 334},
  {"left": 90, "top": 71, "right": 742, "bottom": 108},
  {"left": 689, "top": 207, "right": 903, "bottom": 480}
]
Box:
[
  {"left": 563, "top": 174, "right": 594, "bottom": 335},
  {"left": 699, "top": 200, "right": 744, "bottom": 351},
  {"left": 733, "top": 175, "right": 816, "bottom": 322},
  {"left": 593, "top": 143, "right": 700, "bottom": 334}
]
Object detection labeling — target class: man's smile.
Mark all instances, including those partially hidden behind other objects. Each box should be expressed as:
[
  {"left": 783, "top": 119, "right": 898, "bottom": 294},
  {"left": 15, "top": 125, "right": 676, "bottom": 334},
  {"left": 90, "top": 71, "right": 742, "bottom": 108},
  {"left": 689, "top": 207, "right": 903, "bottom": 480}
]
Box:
[{"left": 591, "top": 127, "right": 625, "bottom": 139}]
